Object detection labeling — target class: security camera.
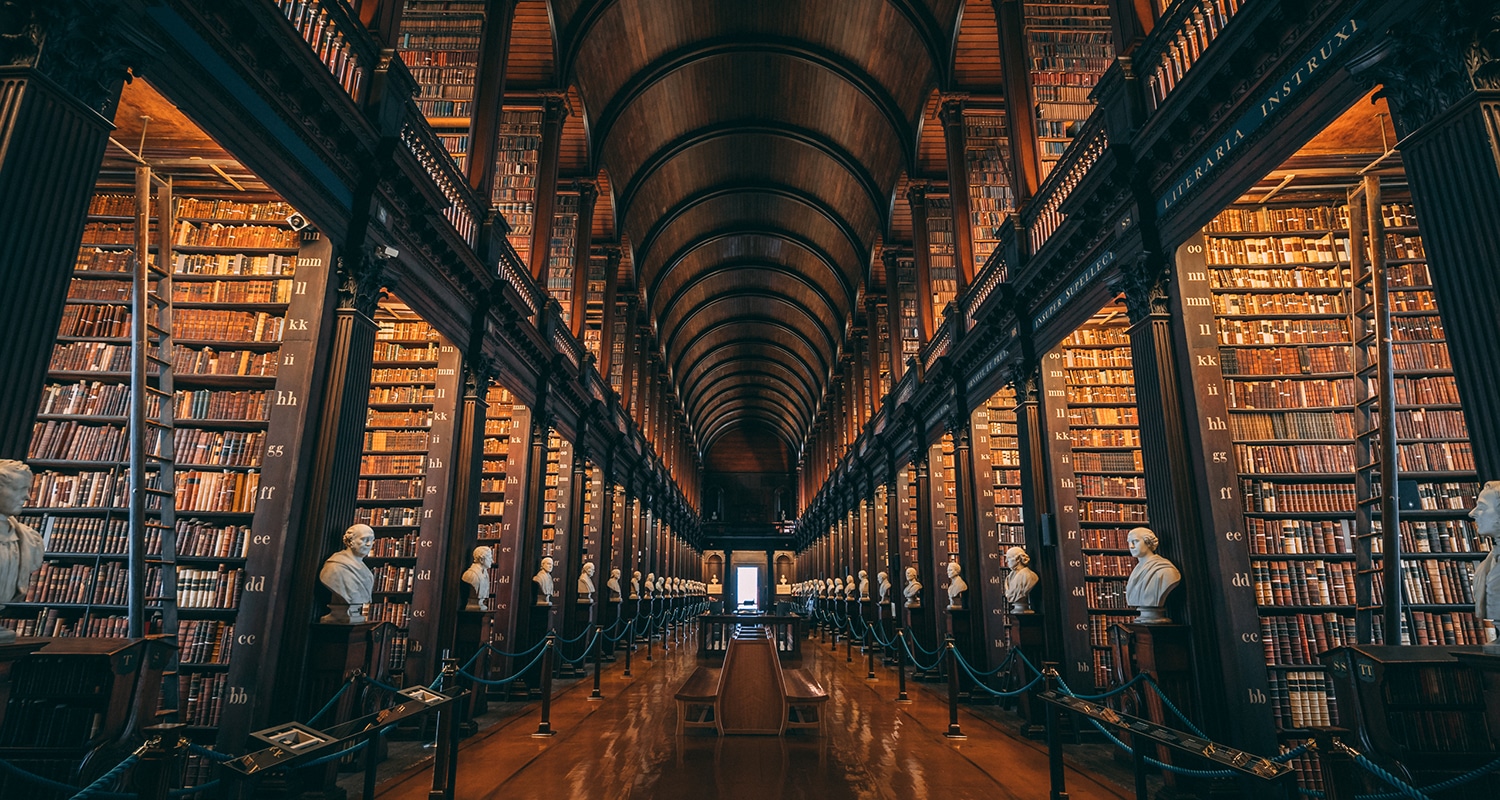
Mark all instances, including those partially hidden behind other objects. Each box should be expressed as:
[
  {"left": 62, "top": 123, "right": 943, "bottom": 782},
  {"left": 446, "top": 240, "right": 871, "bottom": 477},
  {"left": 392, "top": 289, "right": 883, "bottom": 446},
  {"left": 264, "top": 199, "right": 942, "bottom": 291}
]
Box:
[
  {"left": 380, "top": 245, "right": 400, "bottom": 259},
  {"left": 285, "top": 212, "right": 308, "bottom": 231}
]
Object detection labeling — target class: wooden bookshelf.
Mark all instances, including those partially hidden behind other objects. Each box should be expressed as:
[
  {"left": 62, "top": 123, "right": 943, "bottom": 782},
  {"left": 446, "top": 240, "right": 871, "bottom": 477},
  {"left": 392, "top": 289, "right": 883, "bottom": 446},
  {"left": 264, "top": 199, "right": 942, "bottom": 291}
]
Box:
[
  {"left": 1042, "top": 301, "right": 1147, "bottom": 690},
  {"left": 963, "top": 109, "right": 1016, "bottom": 274},
  {"left": 545, "top": 193, "right": 580, "bottom": 325},
  {"left": 894, "top": 255, "right": 921, "bottom": 359},
  {"left": 582, "top": 251, "right": 607, "bottom": 360},
  {"left": 1020, "top": 1, "right": 1114, "bottom": 179},
  {"left": 1175, "top": 189, "right": 1496, "bottom": 788},
  {"left": 973, "top": 385, "right": 1023, "bottom": 659},
  {"left": 494, "top": 109, "right": 542, "bottom": 266},
  {"left": 925, "top": 195, "right": 958, "bottom": 320},
  {"left": 477, "top": 386, "right": 532, "bottom": 664},
  {"left": 356, "top": 299, "right": 462, "bottom": 685},
  {"left": 396, "top": 0, "right": 485, "bottom": 168},
  {"left": 6, "top": 191, "right": 326, "bottom": 752}
]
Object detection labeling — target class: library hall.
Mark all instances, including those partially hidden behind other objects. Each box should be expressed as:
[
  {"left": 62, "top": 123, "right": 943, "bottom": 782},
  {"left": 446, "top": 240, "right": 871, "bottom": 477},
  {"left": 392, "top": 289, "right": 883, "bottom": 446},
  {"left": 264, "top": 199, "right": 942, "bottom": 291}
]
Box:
[{"left": 3, "top": 0, "right": 1500, "bottom": 798}]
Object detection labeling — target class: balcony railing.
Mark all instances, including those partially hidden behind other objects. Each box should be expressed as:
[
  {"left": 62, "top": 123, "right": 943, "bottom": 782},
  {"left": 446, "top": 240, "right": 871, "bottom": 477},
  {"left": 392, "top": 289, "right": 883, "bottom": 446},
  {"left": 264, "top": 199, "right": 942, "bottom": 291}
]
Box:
[
  {"left": 1024, "top": 116, "right": 1109, "bottom": 255},
  {"left": 399, "top": 121, "right": 480, "bottom": 248},
  {"left": 269, "top": 0, "right": 370, "bottom": 102},
  {"left": 1142, "top": 0, "right": 1248, "bottom": 110}
]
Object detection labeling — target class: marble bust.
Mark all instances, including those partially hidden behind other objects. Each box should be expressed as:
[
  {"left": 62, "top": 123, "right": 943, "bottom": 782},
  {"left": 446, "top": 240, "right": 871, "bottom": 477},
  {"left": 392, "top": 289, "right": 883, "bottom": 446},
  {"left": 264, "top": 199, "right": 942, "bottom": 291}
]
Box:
[
  {"left": 1004, "top": 546, "right": 1039, "bottom": 614},
  {"left": 845, "top": 573, "right": 857, "bottom": 601},
  {"left": 857, "top": 569, "right": 870, "bottom": 601},
  {"left": 320, "top": 524, "right": 375, "bottom": 624},
  {"left": 903, "top": 566, "right": 922, "bottom": 609},
  {"left": 461, "top": 546, "right": 493, "bottom": 611},
  {"left": 631, "top": 570, "right": 642, "bottom": 600},
  {"left": 776, "top": 574, "right": 790, "bottom": 595},
  {"left": 877, "top": 571, "right": 891, "bottom": 604},
  {"left": 1125, "top": 527, "right": 1182, "bottom": 623},
  {"left": 946, "top": 561, "right": 967, "bottom": 610},
  {"left": 1470, "top": 481, "right": 1500, "bottom": 622},
  {"left": 607, "top": 567, "right": 623, "bottom": 601},
  {"left": 708, "top": 574, "right": 721, "bottom": 595},
  {"left": 0, "top": 461, "right": 43, "bottom": 642},
  {"left": 656, "top": 575, "right": 666, "bottom": 596},
  {"left": 577, "top": 561, "right": 596, "bottom": 603},
  {"left": 644, "top": 572, "right": 655, "bottom": 599},
  {"left": 534, "top": 556, "right": 556, "bottom": 606}
]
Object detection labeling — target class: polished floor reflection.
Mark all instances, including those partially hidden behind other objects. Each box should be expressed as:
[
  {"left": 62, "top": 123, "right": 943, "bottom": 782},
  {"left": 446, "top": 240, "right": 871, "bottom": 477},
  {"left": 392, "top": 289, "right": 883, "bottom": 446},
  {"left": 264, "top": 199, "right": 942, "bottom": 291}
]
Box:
[{"left": 376, "top": 633, "right": 1130, "bottom": 799}]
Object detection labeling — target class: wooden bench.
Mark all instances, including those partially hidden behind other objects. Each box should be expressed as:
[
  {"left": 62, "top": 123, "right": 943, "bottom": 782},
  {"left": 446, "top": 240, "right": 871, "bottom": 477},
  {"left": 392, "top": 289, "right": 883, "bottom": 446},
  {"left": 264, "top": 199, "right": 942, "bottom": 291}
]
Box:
[
  {"left": 780, "top": 666, "right": 829, "bottom": 734},
  {"left": 674, "top": 665, "right": 722, "bottom": 735},
  {"left": 674, "top": 630, "right": 827, "bottom": 736}
]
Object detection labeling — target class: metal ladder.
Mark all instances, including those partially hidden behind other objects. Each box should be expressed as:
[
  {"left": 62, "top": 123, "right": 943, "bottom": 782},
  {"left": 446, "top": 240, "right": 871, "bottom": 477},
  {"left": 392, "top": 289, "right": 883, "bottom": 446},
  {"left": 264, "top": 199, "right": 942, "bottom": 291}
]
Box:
[
  {"left": 129, "top": 165, "right": 180, "bottom": 717},
  {"left": 1348, "top": 174, "right": 1401, "bottom": 645}
]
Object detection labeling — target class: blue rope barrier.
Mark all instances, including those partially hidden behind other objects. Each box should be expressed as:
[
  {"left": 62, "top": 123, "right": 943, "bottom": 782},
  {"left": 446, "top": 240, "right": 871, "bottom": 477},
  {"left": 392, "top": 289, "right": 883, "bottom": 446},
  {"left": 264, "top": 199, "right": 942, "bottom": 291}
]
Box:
[
  {"left": 0, "top": 758, "right": 130, "bottom": 798},
  {"left": 1351, "top": 755, "right": 1432, "bottom": 800},
  {"left": 307, "top": 678, "right": 354, "bottom": 726},
  {"left": 905, "top": 633, "right": 944, "bottom": 658},
  {"left": 898, "top": 638, "right": 945, "bottom": 673},
  {"left": 955, "top": 655, "right": 1045, "bottom": 698},
  {"left": 484, "top": 637, "right": 549, "bottom": 660},
  {"left": 458, "top": 640, "right": 549, "bottom": 687},
  {"left": 70, "top": 753, "right": 139, "bottom": 800},
  {"left": 363, "top": 675, "right": 405, "bottom": 696},
  {"left": 168, "top": 780, "right": 221, "bottom": 797},
  {"left": 561, "top": 632, "right": 602, "bottom": 665},
  {"left": 1083, "top": 714, "right": 1238, "bottom": 780},
  {"left": 555, "top": 626, "right": 592, "bottom": 645},
  {"left": 185, "top": 742, "right": 233, "bottom": 763},
  {"left": 1136, "top": 673, "right": 1207, "bottom": 739},
  {"left": 1373, "top": 753, "right": 1500, "bottom": 797},
  {"left": 1056, "top": 672, "right": 1149, "bottom": 702}
]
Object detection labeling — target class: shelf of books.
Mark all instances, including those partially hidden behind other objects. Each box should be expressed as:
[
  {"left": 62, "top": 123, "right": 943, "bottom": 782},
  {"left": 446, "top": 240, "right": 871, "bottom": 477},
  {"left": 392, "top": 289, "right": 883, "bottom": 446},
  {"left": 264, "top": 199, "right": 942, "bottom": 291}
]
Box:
[
  {"left": 873, "top": 483, "right": 889, "bottom": 585},
  {"left": 933, "top": 437, "right": 960, "bottom": 597},
  {"left": 582, "top": 250, "right": 608, "bottom": 360},
  {"left": 871, "top": 293, "right": 891, "bottom": 402},
  {"left": 894, "top": 254, "right": 921, "bottom": 361},
  {"left": 8, "top": 190, "right": 319, "bottom": 750},
  {"left": 396, "top": 0, "right": 485, "bottom": 169},
  {"left": 973, "top": 385, "right": 1024, "bottom": 658},
  {"left": 1173, "top": 187, "right": 1496, "bottom": 774},
  {"left": 541, "top": 430, "right": 575, "bottom": 586},
  {"left": 477, "top": 385, "right": 531, "bottom": 667},
  {"left": 357, "top": 298, "right": 462, "bottom": 686},
  {"left": 924, "top": 194, "right": 958, "bottom": 322},
  {"left": 494, "top": 108, "right": 543, "bottom": 267},
  {"left": 1041, "top": 300, "right": 1147, "bottom": 690},
  {"left": 544, "top": 193, "right": 580, "bottom": 326},
  {"left": 964, "top": 109, "right": 1016, "bottom": 273},
  {"left": 1020, "top": 2, "right": 1114, "bottom": 179}
]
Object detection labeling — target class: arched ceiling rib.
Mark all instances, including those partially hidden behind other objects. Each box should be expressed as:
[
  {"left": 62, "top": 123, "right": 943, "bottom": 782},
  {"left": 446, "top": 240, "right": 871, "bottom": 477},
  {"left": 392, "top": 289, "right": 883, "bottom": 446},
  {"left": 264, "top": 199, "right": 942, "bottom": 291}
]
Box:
[{"left": 560, "top": 0, "right": 962, "bottom": 452}]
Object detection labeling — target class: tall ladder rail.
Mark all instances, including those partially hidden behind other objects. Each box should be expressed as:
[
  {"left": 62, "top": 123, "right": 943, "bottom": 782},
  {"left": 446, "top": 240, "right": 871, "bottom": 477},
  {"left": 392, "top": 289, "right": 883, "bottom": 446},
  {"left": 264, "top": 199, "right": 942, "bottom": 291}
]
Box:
[
  {"left": 1348, "top": 175, "right": 1401, "bottom": 645},
  {"left": 128, "top": 165, "right": 180, "bottom": 717}
]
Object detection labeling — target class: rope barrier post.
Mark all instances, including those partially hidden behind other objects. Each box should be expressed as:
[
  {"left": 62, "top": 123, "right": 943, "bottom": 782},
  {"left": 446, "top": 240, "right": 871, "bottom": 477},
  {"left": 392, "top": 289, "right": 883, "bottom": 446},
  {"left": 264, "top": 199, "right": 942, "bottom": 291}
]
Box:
[
  {"left": 533, "top": 633, "right": 557, "bottom": 737},
  {"left": 360, "top": 722, "right": 381, "bottom": 800},
  {"left": 846, "top": 621, "right": 853, "bottom": 662},
  {"left": 944, "top": 637, "right": 965, "bottom": 739},
  {"left": 1129, "top": 730, "right": 1149, "bottom": 800},
  {"left": 428, "top": 657, "right": 459, "bottom": 800},
  {"left": 134, "top": 722, "right": 184, "bottom": 800},
  {"left": 895, "top": 628, "right": 911, "bottom": 703},
  {"left": 865, "top": 623, "right": 876, "bottom": 680},
  {"left": 831, "top": 609, "right": 840, "bottom": 652},
  {"left": 1310, "top": 728, "right": 1359, "bottom": 800},
  {"left": 1043, "top": 662, "right": 1069, "bottom": 800},
  {"left": 623, "top": 616, "right": 634, "bottom": 677},
  {"left": 646, "top": 618, "right": 654, "bottom": 662},
  {"left": 590, "top": 625, "right": 604, "bottom": 701}
]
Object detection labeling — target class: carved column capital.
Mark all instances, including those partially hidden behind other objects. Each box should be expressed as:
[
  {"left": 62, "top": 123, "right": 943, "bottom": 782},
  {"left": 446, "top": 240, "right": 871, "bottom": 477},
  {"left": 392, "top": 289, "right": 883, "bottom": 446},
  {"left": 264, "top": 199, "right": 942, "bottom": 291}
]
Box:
[
  {"left": 2, "top": 0, "right": 135, "bottom": 115},
  {"left": 335, "top": 250, "right": 392, "bottom": 315},
  {"left": 1366, "top": 2, "right": 1500, "bottom": 136},
  {"left": 906, "top": 181, "right": 930, "bottom": 208},
  {"left": 1112, "top": 252, "right": 1170, "bottom": 324}
]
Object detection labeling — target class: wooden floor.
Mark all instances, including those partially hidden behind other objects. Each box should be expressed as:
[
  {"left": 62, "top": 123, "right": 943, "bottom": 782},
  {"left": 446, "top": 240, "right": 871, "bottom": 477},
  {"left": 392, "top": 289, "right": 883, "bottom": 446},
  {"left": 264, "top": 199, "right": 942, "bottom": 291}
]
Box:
[{"left": 375, "top": 632, "right": 1131, "bottom": 800}]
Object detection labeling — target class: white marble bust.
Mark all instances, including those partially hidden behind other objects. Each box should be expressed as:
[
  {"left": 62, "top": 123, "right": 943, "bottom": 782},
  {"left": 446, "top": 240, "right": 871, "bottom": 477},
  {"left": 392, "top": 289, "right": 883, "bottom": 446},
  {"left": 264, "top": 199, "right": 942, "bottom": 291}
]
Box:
[
  {"left": 857, "top": 569, "right": 870, "bottom": 601},
  {"left": 708, "top": 574, "right": 722, "bottom": 595},
  {"left": 0, "top": 461, "right": 43, "bottom": 642},
  {"left": 1471, "top": 481, "right": 1500, "bottom": 622},
  {"left": 320, "top": 524, "right": 375, "bottom": 623},
  {"left": 643, "top": 572, "right": 655, "bottom": 599},
  {"left": 1004, "top": 546, "right": 1039, "bottom": 613},
  {"left": 903, "top": 566, "right": 922, "bottom": 608},
  {"left": 946, "top": 561, "right": 967, "bottom": 610},
  {"left": 1125, "top": 528, "right": 1181, "bottom": 623},
  {"left": 631, "top": 570, "right": 642, "bottom": 599},
  {"left": 877, "top": 571, "right": 891, "bottom": 604},
  {"left": 461, "top": 546, "right": 493, "bottom": 611},
  {"left": 656, "top": 575, "right": 666, "bottom": 596},
  {"left": 577, "top": 561, "right": 596, "bottom": 602},
  {"left": 845, "top": 573, "right": 857, "bottom": 601},
  {"left": 607, "top": 567, "right": 622, "bottom": 601},
  {"left": 534, "top": 556, "right": 556, "bottom": 606}
]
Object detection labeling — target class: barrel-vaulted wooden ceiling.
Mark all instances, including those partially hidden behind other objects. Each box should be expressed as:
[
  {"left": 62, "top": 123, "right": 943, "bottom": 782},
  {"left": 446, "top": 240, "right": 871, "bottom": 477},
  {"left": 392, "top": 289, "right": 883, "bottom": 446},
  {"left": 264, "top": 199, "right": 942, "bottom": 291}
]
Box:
[{"left": 515, "top": 0, "right": 1006, "bottom": 462}]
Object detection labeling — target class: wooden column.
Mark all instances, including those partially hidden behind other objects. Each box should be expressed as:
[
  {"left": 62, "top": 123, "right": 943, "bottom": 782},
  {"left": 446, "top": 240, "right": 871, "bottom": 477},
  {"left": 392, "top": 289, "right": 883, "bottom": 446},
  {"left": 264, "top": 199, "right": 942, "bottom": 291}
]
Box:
[
  {"left": 562, "top": 436, "right": 592, "bottom": 652},
  {"left": 437, "top": 364, "right": 490, "bottom": 657},
  {"left": 1372, "top": 30, "right": 1500, "bottom": 478},
  {"left": 528, "top": 96, "right": 567, "bottom": 281},
  {"left": 462, "top": 0, "right": 517, "bottom": 200},
  {"left": 598, "top": 248, "right": 623, "bottom": 381},
  {"left": 568, "top": 181, "right": 598, "bottom": 335},
  {"left": 274, "top": 254, "right": 388, "bottom": 721},
  {"left": 907, "top": 184, "right": 936, "bottom": 343},
  {"left": 865, "top": 294, "right": 884, "bottom": 404},
  {"left": 910, "top": 440, "right": 940, "bottom": 660},
  {"left": 951, "top": 411, "right": 990, "bottom": 668},
  {"left": 939, "top": 98, "right": 976, "bottom": 289},
  {"left": 513, "top": 392, "right": 553, "bottom": 663},
  {"left": 618, "top": 475, "right": 635, "bottom": 593},
  {"left": 992, "top": 0, "right": 1042, "bottom": 203},
  {"left": 0, "top": 27, "right": 125, "bottom": 458},
  {"left": 1104, "top": 0, "right": 1156, "bottom": 56},
  {"left": 883, "top": 250, "right": 907, "bottom": 387}
]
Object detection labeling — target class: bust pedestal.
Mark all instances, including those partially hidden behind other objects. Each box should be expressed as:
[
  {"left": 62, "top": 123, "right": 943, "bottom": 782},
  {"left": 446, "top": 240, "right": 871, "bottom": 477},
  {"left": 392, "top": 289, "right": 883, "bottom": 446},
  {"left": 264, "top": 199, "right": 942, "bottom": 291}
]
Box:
[
  {"left": 301, "top": 622, "right": 395, "bottom": 792},
  {"left": 1007, "top": 613, "right": 1047, "bottom": 738},
  {"left": 455, "top": 610, "right": 492, "bottom": 730},
  {"left": 601, "top": 596, "right": 622, "bottom": 661},
  {"left": 1112, "top": 622, "right": 1197, "bottom": 785}
]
